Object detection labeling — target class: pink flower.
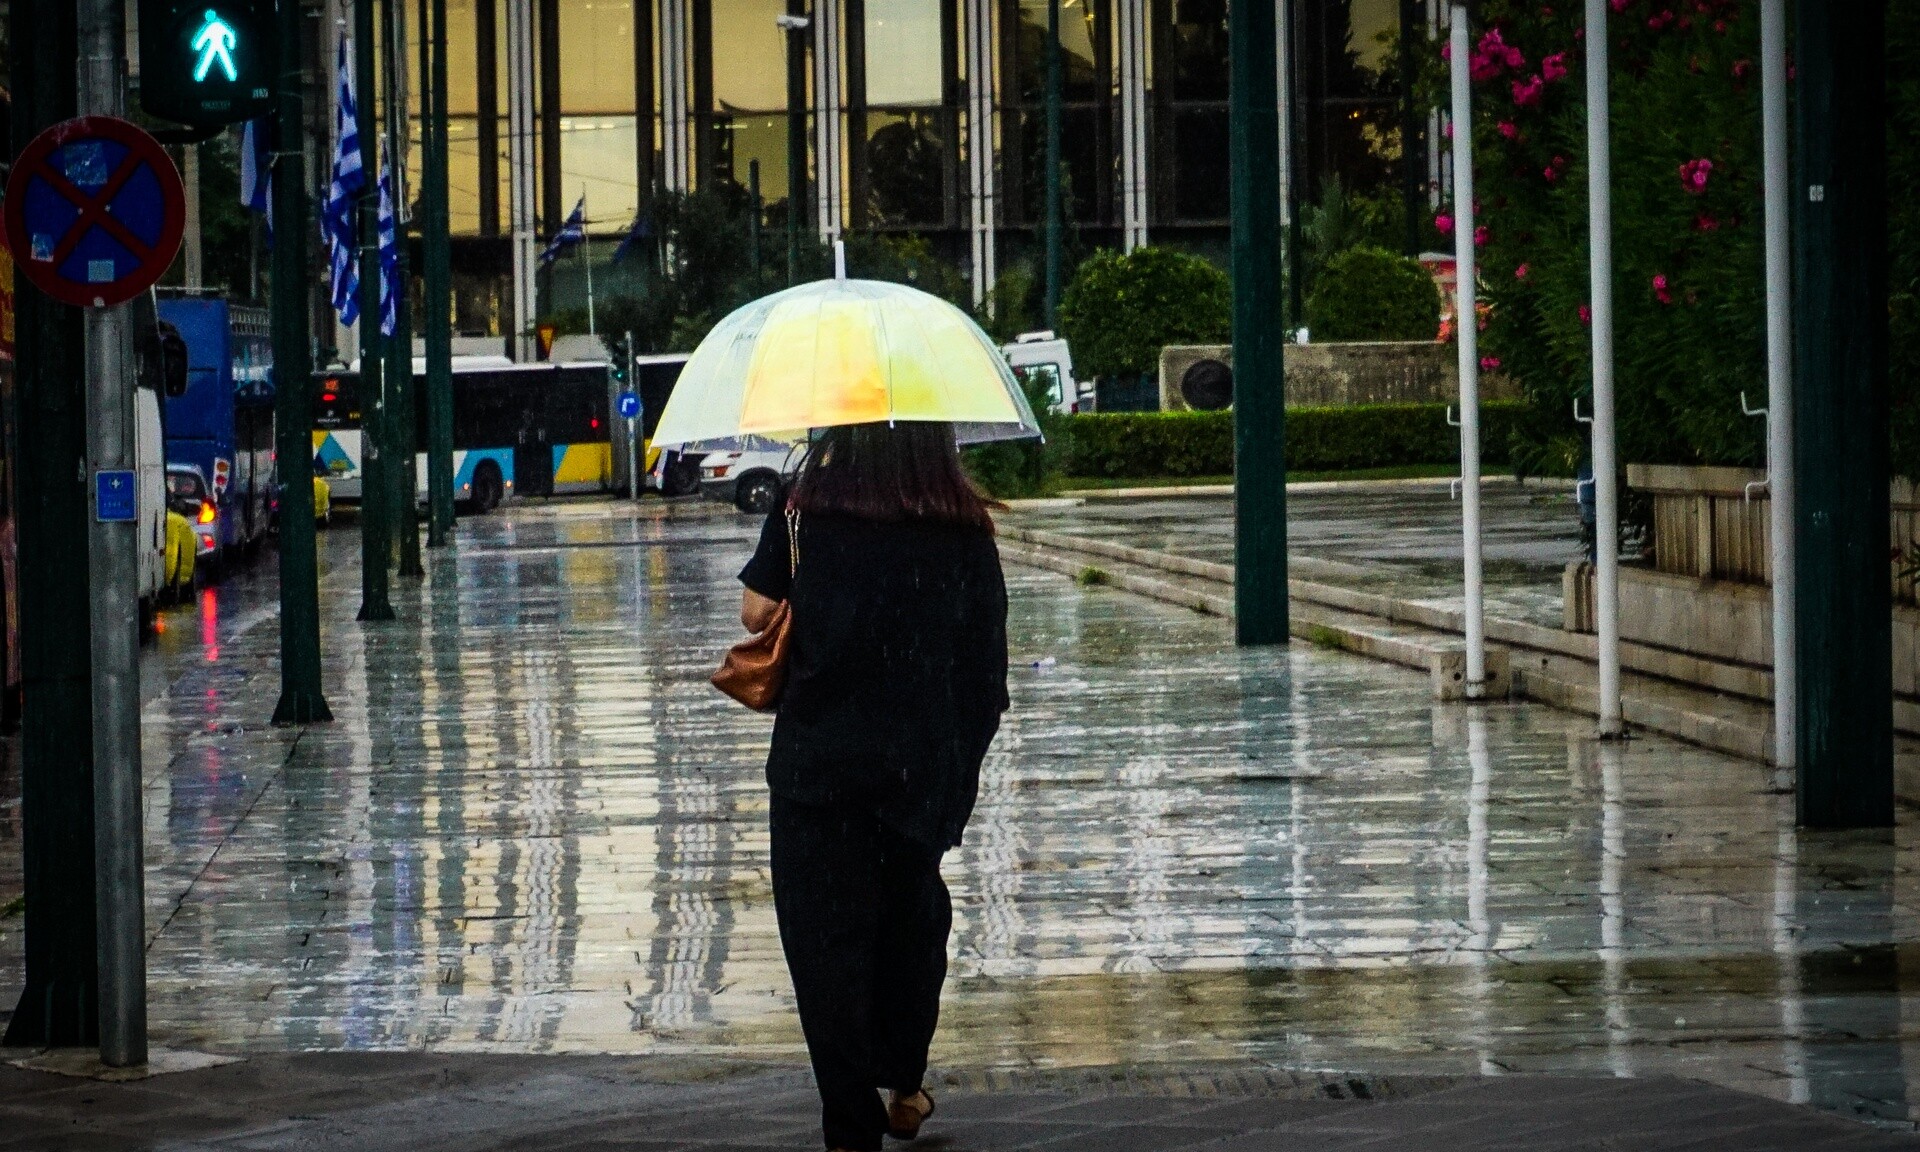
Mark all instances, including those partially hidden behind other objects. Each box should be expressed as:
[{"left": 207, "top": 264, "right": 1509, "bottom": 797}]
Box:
[
  {"left": 1514, "top": 263, "right": 1531, "bottom": 280},
  {"left": 1440, "top": 41, "right": 1452, "bottom": 61},
  {"left": 1442, "top": 120, "right": 1454, "bottom": 139},
  {"left": 1470, "top": 29, "right": 1525, "bottom": 81},
  {"left": 1678, "top": 157, "right": 1713, "bottom": 194},
  {"left": 1609, "top": 0, "right": 1631, "bottom": 11},
  {"left": 1541, "top": 52, "right": 1569, "bottom": 81},
  {"left": 1731, "top": 59, "right": 1751, "bottom": 79},
  {"left": 1497, "top": 120, "right": 1520, "bottom": 139},
  {"left": 1512, "top": 74, "right": 1545, "bottom": 106},
  {"left": 1694, "top": 214, "right": 1720, "bottom": 232},
  {"left": 1480, "top": 356, "right": 1503, "bottom": 372},
  {"left": 1652, "top": 274, "right": 1673, "bottom": 304},
  {"left": 1648, "top": 8, "right": 1675, "bottom": 29},
  {"left": 1473, "top": 225, "right": 1490, "bottom": 247},
  {"left": 1713, "top": 18, "right": 1727, "bottom": 32},
  {"left": 1579, "top": 304, "right": 1592, "bottom": 326},
  {"left": 1435, "top": 213, "right": 1455, "bottom": 236},
  {"left": 1542, "top": 155, "right": 1568, "bottom": 183}
]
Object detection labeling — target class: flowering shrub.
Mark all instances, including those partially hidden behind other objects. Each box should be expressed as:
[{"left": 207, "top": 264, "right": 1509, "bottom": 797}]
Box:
[
  {"left": 1441, "top": 3, "right": 1920, "bottom": 476},
  {"left": 1441, "top": 0, "right": 1777, "bottom": 474}
]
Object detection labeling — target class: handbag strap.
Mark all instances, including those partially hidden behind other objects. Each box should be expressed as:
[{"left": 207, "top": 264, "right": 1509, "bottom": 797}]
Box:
[{"left": 785, "top": 506, "right": 801, "bottom": 578}]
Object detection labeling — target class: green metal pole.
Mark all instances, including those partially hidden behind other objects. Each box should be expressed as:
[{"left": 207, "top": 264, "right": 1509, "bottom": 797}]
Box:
[
  {"left": 424, "top": 0, "right": 456, "bottom": 544},
  {"left": 355, "top": 0, "right": 395, "bottom": 621},
  {"left": 1229, "top": 0, "right": 1287, "bottom": 643},
  {"left": 2, "top": 0, "right": 99, "bottom": 1049},
  {"left": 1791, "top": 0, "right": 1891, "bottom": 826},
  {"left": 386, "top": 0, "right": 424, "bottom": 578},
  {"left": 1398, "top": 0, "right": 1421, "bottom": 258},
  {"left": 749, "top": 158, "right": 762, "bottom": 279},
  {"left": 1043, "top": 0, "right": 1062, "bottom": 327},
  {"left": 273, "top": 0, "right": 334, "bottom": 723},
  {"left": 785, "top": 3, "right": 807, "bottom": 285}
]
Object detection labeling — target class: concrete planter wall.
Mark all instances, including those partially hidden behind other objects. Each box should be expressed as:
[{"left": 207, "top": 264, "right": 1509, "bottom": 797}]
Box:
[
  {"left": 1564, "top": 463, "right": 1920, "bottom": 736},
  {"left": 1157, "top": 342, "right": 1521, "bottom": 411}
]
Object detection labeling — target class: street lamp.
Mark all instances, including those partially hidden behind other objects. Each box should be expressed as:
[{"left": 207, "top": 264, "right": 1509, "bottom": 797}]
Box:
[{"left": 778, "top": 9, "right": 811, "bottom": 286}]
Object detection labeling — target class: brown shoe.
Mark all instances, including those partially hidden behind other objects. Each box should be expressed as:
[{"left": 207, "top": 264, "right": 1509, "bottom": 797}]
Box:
[{"left": 886, "top": 1089, "right": 935, "bottom": 1140}]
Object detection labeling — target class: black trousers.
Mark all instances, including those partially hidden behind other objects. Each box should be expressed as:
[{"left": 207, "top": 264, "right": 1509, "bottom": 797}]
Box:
[{"left": 770, "top": 795, "right": 952, "bottom": 1151}]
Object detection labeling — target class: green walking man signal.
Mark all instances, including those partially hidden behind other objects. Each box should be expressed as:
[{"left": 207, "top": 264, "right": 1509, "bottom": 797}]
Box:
[
  {"left": 139, "top": 0, "right": 275, "bottom": 126},
  {"left": 191, "top": 11, "right": 239, "bottom": 83}
]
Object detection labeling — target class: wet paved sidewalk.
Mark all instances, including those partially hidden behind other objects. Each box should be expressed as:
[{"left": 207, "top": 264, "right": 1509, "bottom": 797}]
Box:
[
  {"left": 1007, "top": 482, "right": 1583, "bottom": 627},
  {"left": 4, "top": 497, "right": 1920, "bottom": 1142},
  {"left": 3, "top": 1054, "right": 1914, "bottom": 1150}
]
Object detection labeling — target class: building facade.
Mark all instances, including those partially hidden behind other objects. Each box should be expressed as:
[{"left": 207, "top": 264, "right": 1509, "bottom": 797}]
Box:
[{"left": 428, "top": 0, "right": 1431, "bottom": 335}]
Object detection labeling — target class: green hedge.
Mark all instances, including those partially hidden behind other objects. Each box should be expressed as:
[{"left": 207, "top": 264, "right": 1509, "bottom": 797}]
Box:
[{"left": 1060, "top": 403, "right": 1527, "bottom": 479}]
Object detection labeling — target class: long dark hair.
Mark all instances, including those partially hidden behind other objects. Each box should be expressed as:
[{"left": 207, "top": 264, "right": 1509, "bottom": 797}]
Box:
[{"left": 790, "top": 421, "right": 998, "bottom": 530}]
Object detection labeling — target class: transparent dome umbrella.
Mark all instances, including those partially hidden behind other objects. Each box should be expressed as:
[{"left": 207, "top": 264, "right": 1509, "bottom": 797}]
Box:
[{"left": 648, "top": 276, "right": 1043, "bottom": 450}]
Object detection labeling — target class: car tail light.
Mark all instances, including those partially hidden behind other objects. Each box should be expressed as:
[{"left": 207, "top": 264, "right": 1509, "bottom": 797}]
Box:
[
  {"left": 708, "top": 465, "right": 730, "bottom": 478},
  {"left": 197, "top": 501, "right": 217, "bottom": 525}
]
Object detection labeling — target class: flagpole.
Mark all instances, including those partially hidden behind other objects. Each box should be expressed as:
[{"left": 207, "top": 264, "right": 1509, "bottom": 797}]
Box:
[{"left": 583, "top": 187, "right": 596, "bottom": 339}]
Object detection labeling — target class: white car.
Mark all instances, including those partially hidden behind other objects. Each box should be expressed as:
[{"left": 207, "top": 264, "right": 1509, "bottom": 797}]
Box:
[{"left": 698, "top": 438, "right": 807, "bottom": 514}]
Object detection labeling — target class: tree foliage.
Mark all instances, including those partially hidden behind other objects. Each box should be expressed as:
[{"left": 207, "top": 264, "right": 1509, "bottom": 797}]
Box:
[
  {"left": 1306, "top": 246, "right": 1441, "bottom": 341},
  {"left": 1055, "top": 246, "right": 1231, "bottom": 379}
]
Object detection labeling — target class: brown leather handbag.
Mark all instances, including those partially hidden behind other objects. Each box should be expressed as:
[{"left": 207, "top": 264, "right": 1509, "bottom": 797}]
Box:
[{"left": 712, "top": 507, "right": 799, "bottom": 711}]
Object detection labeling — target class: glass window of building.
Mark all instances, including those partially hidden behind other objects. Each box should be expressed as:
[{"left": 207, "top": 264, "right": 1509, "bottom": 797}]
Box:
[
  {"left": 1002, "top": 0, "right": 1110, "bottom": 226},
  {"left": 1150, "top": 0, "right": 1228, "bottom": 224},
  {"left": 865, "top": 0, "right": 944, "bottom": 106},
  {"left": 852, "top": 0, "right": 957, "bottom": 229},
  {"left": 710, "top": 0, "right": 791, "bottom": 111},
  {"left": 560, "top": 0, "right": 643, "bottom": 113}
]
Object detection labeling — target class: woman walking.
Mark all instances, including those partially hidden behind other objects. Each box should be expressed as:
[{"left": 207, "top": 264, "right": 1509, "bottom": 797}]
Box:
[{"left": 737, "top": 421, "right": 1009, "bottom": 1152}]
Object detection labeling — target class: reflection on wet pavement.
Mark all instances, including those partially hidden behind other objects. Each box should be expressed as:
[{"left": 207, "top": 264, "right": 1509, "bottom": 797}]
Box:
[
  {"left": 3, "top": 498, "right": 1917, "bottom": 1131},
  {"left": 1008, "top": 484, "right": 1584, "bottom": 626}
]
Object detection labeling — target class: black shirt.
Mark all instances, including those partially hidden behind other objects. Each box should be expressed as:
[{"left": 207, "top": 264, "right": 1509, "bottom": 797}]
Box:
[{"left": 739, "top": 508, "right": 1009, "bottom": 850}]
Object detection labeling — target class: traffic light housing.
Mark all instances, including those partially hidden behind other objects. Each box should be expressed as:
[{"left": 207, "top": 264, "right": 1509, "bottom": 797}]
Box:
[{"left": 138, "top": 1, "right": 276, "bottom": 126}]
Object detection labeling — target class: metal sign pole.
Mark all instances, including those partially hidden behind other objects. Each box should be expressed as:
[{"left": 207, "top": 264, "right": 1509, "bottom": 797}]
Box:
[
  {"left": 1448, "top": 4, "right": 1486, "bottom": 696},
  {"left": 1760, "top": 0, "right": 1795, "bottom": 770},
  {"left": 1584, "top": 0, "right": 1623, "bottom": 736},
  {"left": 77, "top": 0, "right": 145, "bottom": 1069},
  {"left": 627, "top": 415, "right": 639, "bottom": 501}
]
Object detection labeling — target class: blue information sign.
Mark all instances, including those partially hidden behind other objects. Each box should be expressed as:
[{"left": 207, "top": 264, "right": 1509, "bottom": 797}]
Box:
[
  {"left": 96, "top": 470, "right": 138, "bottom": 523},
  {"left": 616, "top": 390, "right": 641, "bottom": 420}
]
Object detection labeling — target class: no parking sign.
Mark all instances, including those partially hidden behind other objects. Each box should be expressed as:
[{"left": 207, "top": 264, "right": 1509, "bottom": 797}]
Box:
[{"left": 4, "top": 116, "right": 186, "bottom": 309}]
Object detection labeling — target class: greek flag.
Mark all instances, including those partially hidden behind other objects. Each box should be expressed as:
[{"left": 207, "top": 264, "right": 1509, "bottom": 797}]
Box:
[
  {"left": 539, "top": 196, "right": 587, "bottom": 265},
  {"left": 325, "top": 33, "right": 365, "bottom": 327},
  {"left": 239, "top": 117, "right": 270, "bottom": 214},
  {"left": 609, "top": 213, "right": 650, "bottom": 265},
  {"left": 377, "top": 162, "right": 399, "bottom": 337}
]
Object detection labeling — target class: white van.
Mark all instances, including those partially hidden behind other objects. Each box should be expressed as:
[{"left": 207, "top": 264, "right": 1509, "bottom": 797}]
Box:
[
  {"left": 1001, "top": 331, "right": 1081, "bottom": 414},
  {"left": 136, "top": 384, "right": 167, "bottom": 612}
]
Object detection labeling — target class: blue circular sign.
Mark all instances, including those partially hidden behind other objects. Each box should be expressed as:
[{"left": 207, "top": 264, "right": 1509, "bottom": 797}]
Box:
[
  {"left": 4, "top": 116, "right": 185, "bottom": 308},
  {"left": 616, "top": 391, "right": 641, "bottom": 419}
]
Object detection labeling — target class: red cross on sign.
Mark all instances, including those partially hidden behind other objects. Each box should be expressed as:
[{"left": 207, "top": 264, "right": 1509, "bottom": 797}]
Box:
[{"left": 3, "top": 116, "right": 186, "bottom": 309}]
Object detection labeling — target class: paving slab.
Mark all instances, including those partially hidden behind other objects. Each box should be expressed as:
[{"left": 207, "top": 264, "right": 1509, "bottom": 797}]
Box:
[{"left": 0, "top": 1056, "right": 1910, "bottom": 1150}]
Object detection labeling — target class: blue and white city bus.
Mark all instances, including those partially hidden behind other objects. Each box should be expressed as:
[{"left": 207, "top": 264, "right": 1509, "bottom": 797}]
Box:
[{"left": 314, "top": 357, "right": 616, "bottom": 510}]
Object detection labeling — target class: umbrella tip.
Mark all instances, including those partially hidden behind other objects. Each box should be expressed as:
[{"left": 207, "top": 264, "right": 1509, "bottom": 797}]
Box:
[{"left": 834, "top": 239, "right": 847, "bottom": 281}]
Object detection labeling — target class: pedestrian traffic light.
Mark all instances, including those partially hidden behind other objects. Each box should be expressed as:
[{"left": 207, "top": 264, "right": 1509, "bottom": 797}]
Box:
[{"left": 138, "top": 0, "right": 276, "bottom": 127}]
